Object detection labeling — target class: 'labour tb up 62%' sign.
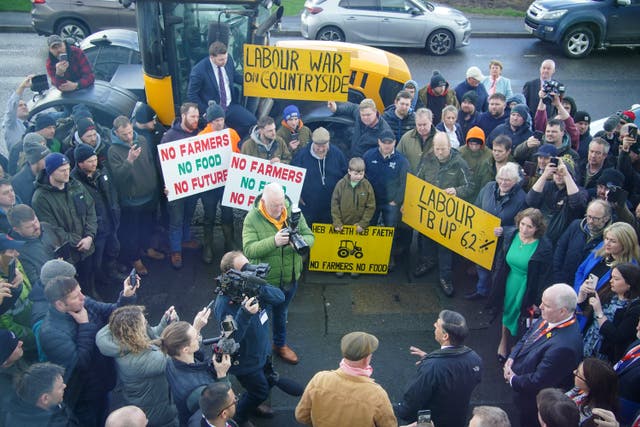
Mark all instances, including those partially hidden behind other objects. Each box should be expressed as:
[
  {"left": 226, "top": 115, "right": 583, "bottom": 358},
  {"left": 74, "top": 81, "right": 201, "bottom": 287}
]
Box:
[
  {"left": 402, "top": 173, "right": 500, "bottom": 270},
  {"left": 222, "top": 153, "right": 306, "bottom": 211},
  {"left": 158, "top": 129, "right": 232, "bottom": 202}
]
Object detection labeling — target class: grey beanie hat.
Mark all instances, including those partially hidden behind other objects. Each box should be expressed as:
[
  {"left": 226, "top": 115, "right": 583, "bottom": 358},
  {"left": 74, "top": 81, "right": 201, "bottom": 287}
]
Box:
[{"left": 40, "top": 259, "right": 76, "bottom": 286}]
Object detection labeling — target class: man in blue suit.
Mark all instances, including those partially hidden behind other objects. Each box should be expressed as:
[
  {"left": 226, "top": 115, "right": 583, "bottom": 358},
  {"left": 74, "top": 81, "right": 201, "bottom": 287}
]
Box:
[
  {"left": 187, "top": 41, "right": 256, "bottom": 138},
  {"left": 503, "top": 283, "right": 583, "bottom": 427}
]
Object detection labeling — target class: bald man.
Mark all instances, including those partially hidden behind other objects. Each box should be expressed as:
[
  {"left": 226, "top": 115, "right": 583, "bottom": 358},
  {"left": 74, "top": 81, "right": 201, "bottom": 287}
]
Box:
[
  {"left": 523, "top": 59, "right": 557, "bottom": 117},
  {"left": 105, "top": 406, "right": 148, "bottom": 427},
  {"left": 242, "top": 182, "right": 314, "bottom": 364}
]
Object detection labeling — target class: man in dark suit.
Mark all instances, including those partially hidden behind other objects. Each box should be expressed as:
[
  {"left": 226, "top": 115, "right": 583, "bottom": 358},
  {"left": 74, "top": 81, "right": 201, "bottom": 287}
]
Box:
[
  {"left": 615, "top": 318, "right": 640, "bottom": 425},
  {"left": 187, "top": 41, "right": 256, "bottom": 138},
  {"left": 196, "top": 382, "right": 239, "bottom": 427},
  {"left": 503, "top": 283, "right": 583, "bottom": 427},
  {"left": 522, "top": 59, "right": 556, "bottom": 117}
]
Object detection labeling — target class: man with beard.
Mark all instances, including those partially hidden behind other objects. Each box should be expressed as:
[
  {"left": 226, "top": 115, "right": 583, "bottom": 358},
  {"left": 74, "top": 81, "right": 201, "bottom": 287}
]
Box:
[
  {"left": 477, "top": 93, "right": 508, "bottom": 136},
  {"left": 488, "top": 104, "right": 533, "bottom": 149},
  {"left": 416, "top": 71, "right": 459, "bottom": 125},
  {"left": 45, "top": 35, "right": 94, "bottom": 93},
  {"left": 553, "top": 199, "right": 612, "bottom": 284},
  {"left": 457, "top": 91, "right": 481, "bottom": 140},
  {"left": 160, "top": 102, "right": 202, "bottom": 269},
  {"left": 382, "top": 90, "right": 416, "bottom": 142},
  {"left": 241, "top": 116, "right": 291, "bottom": 164}
]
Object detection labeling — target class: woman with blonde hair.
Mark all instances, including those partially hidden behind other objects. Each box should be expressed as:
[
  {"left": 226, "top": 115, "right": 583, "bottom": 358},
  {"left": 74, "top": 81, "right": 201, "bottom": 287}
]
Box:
[
  {"left": 574, "top": 222, "right": 640, "bottom": 329},
  {"left": 96, "top": 304, "right": 179, "bottom": 427}
]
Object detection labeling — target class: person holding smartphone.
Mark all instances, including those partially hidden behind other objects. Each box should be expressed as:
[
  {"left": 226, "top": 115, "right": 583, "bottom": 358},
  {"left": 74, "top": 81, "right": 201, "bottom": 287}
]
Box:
[{"left": 44, "top": 35, "right": 94, "bottom": 92}]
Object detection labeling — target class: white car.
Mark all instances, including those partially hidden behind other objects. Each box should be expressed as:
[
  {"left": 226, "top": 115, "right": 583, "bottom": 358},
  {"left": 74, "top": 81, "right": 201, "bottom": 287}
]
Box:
[{"left": 300, "top": 0, "right": 471, "bottom": 55}]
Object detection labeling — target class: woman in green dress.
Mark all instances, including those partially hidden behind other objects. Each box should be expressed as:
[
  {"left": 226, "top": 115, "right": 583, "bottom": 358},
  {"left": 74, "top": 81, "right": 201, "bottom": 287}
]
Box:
[{"left": 491, "top": 208, "right": 553, "bottom": 363}]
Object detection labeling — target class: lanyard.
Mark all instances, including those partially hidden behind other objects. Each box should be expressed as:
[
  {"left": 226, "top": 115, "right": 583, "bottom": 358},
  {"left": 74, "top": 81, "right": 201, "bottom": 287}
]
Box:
[
  {"left": 531, "top": 317, "right": 577, "bottom": 342},
  {"left": 614, "top": 343, "right": 640, "bottom": 371}
]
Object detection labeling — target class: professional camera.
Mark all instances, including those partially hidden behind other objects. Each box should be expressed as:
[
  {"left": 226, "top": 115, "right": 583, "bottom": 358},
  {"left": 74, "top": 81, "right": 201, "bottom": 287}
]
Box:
[
  {"left": 606, "top": 183, "right": 628, "bottom": 205},
  {"left": 215, "top": 263, "right": 270, "bottom": 303},
  {"left": 281, "top": 206, "right": 310, "bottom": 256},
  {"left": 542, "top": 80, "right": 566, "bottom": 104},
  {"left": 202, "top": 315, "right": 241, "bottom": 363}
]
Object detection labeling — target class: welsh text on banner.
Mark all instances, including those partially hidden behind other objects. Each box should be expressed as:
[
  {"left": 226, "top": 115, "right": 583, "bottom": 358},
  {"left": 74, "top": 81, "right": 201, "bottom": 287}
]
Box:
[
  {"left": 308, "top": 224, "right": 394, "bottom": 275},
  {"left": 243, "top": 44, "right": 351, "bottom": 101},
  {"left": 402, "top": 173, "right": 500, "bottom": 270},
  {"left": 158, "top": 129, "right": 232, "bottom": 202},
  {"left": 221, "top": 153, "right": 306, "bottom": 211}
]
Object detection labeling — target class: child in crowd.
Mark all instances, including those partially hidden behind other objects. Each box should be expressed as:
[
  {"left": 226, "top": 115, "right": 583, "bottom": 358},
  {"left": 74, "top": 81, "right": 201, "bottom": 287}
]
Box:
[
  {"left": 276, "top": 105, "right": 312, "bottom": 156},
  {"left": 330, "top": 157, "right": 376, "bottom": 277}
]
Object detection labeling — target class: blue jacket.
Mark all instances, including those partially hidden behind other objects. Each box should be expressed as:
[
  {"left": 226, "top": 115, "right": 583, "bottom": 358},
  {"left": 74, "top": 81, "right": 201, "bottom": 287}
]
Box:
[
  {"left": 395, "top": 346, "right": 482, "bottom": 427},
  {"left": 487, "top": 122, "right": 533, "bottom": 149},
  {"left": 363, "top": 147, "right": 410, "bottom": 205},
  {"left": 553, "top": 218, "right": 605, "bottom": 284},
  {"left": 382, "top": 105, "right": 416, "bottom": 142},
  {"left": 476, "top": 111, "right": 508, "bottom": 137},
  {"left": 475, "top": 181, "right": 526, "bottom": 227},
  {"left": 291, "top": 144, "right": 347, "bottom": 225},
  {"left": 214, "top": 284, "right": 284, "bottom": 376},
  {"left": 334, "top": 102, "right": 393, "bottom": 158},
  {"left": 455, "top": 80, "right": 489, "bottom": 112}
]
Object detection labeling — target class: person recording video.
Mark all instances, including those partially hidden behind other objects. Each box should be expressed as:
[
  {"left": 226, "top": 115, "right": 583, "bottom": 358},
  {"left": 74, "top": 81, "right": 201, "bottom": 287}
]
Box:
[{"left": 214, "top": 250, "right": 285, "bottom": 427}]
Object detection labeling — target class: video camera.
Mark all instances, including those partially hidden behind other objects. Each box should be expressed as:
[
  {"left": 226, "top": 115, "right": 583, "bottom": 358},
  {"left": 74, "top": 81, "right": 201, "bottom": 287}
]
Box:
[
  {"left": 201, "top": 315, "right": 241, "bottom": 363},
  {"left": 282, "top": 206, "right": 310, "bottom": 256},
  {"left": 542, "top": 80, "right": 566, "bottom": 105},
  {"left": 215, "top": 263, "right": 270, "bottom": 304}
]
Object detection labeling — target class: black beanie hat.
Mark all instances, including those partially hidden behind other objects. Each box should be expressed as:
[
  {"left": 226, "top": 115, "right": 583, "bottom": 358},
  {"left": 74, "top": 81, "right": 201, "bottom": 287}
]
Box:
[
  {"left": 74, "top": 143, "right": 97, "bottom": 164},
  {"left": 430, "top": 71, "right": 447, "bottom": 88}
]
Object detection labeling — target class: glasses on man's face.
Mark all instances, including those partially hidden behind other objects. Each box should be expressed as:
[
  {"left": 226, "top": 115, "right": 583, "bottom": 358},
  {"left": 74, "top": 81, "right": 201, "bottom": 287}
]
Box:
[
  {"left": 218, "top": 395, "right": 239, "bottom": 416},
  {"left": 573, "top": 369, "right": 587, "bottom": 383}
]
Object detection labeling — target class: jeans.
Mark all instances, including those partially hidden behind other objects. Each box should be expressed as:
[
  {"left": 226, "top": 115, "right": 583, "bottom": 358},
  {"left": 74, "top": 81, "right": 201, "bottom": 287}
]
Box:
[
  {"left": 235, "top": 368, "right": 270, "bottom": 424},
  {"left": 475, "top": 265, "right": 491, "bottom": 296},
  {"left": 167, "top": 195, "right": 197, "bottom": 252},
  {"left": 93, "top": 231, "right": 120, "bottom": 274},
  {"left": 272, "top": 281, "right": 298, "bottom": 347},
  {"left": 370, "top": 203, "right": 400, "bottom": 227},
  {"left": 118, "top": 205, "right": 154, "bottom": 263},
  {"left": 419, "top": 236, "right": 452, "bottom": 282},
  {"left": 201, "top": 187, "right": 233, "bottom": 226}
]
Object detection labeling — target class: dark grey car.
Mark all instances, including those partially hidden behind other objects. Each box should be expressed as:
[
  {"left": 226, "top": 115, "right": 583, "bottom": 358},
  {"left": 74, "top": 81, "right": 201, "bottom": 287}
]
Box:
[{"left": 31, "top": 0, "right": 136, "bottom": 41}]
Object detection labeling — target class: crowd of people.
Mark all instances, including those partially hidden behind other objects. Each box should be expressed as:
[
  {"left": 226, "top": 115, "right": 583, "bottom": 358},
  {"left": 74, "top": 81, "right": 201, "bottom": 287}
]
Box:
[{"left": 0, "top": 33, "right": 639, "bottom": 427}]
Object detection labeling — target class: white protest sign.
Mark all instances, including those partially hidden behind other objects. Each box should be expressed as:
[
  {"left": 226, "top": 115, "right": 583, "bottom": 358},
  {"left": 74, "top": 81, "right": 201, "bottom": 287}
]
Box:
[
  {"left": 222, "top": 153, "right": 306, "bottom": 211},
  {"left": 157, "top": 129, "right": 232, "bottom": 201}
]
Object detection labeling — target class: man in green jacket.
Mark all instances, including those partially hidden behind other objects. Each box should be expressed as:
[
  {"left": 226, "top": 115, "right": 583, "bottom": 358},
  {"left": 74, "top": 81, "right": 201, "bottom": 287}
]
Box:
[{"left": 242, "top": 182, "right": 314, "bottom": 365}]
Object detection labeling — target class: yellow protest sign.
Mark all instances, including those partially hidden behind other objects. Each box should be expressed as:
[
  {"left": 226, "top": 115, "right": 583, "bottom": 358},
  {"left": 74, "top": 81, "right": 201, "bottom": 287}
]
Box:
[
  {"left": 308, "top": 224, "right": 394, "bottom": 275},
  {"left": 243, "top": 44, "right": 350, "bottom": 101},
  {"left": 402, "top": 173, "right": 500, "bottom": 270}
]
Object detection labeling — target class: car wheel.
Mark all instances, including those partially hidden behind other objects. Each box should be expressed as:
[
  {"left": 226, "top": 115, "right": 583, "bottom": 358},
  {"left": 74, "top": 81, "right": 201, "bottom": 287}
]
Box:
[
  {"left": 57, "top": 19, "right": 90, "bottom": 42},
  {"left": 562, "top": 26, "right": 595, "bottom": 59},
  {"left": 316, "top": 26, "right": 345, "bottom": 42},
  {"left": 426, "top": 29, "right": 454, "bottom": 56}
]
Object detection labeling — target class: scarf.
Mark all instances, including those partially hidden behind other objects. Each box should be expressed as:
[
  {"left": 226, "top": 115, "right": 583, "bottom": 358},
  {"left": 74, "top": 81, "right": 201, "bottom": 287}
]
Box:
[{"left": 339, "top": 358, "right": 373, "bottom": 377}]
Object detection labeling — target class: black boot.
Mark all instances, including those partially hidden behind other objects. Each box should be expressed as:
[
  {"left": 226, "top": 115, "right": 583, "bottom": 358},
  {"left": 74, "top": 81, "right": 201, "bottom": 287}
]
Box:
[
  {"left": 202, "top": 226, "right": 214, "bottom": 264},
  {"left": 221, "top": 223, "right": 238, "bottom": 251}
]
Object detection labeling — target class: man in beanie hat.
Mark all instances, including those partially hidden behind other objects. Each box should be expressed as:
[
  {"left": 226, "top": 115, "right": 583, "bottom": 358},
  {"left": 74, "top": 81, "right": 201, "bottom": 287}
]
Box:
[
  {"left": 133, "top": 102, "right": 163, "bottom": 149},
  {"left": 32, "top": 152, "right": 98, "bottom": 289},
  {"left": 619, "top": 110, "right": 636, "bottom": 125},
  {"left": 527, "top": 154, "right": 589, "bottom": 243},
  {"left": 291, "top": 126, "right": 347, "bottom": 226},
  {"left": 574, "top": 111, "right": 593, "bottom": 159},
  {"left": 64, "top": 117, "right": 111, "bottom": 170},
  {"left": 382, "top": 90, "right": 416, "bottom": 142},
  {"left": 7, "top": 113, "right": 58, "bottom": 176},
  {"left": 197, "top": 101, "right": 241, "bottom": 264},
  {"left": 295, "top": 331, "right": 396, "bottom": 427},
  {"left": 328, "top": 98, "right": 393, "bottom": 158},
  {"left": 45, "top": 32, "right": 94, "bottom": 92},
  {"left": 277, "top": 104, "right": 312, "bottom": 156},
  {"left": 109, "top": 115, "right": 162, "bottom": 275},
  {"left": 488, "top": 103, "right": 533, "bottom": 149},
  {"left": 395, "top": 310, "right": 482, "bottom": 427},
  {"left": 416, "top": 70, "right": 459, "bottom": 124},
  {"left": 71, "top": 144, "right": 124, "bottom": 287},
  {"left": 455, "top": 66, "right": 489, "bottom": 112},
  {"left": 459, "top": 126, "right": 493, "bottom": 200},
  {"left": 187, "top": 40, "right": 256, "bottom": 138},
  {"left": 458, "top": 90, "right": 481, "bottom": 139},
  {"left": 10, "top": 133, "right": 50, "bottom": 206}
]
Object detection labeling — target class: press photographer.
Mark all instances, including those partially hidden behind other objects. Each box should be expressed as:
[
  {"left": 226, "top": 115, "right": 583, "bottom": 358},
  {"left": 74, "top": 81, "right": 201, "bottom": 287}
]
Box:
[
  {"left": 242, "top": 182, "right": 315, "bottom": 364},
  {"left": 214, "top": 250, "right": 285, "bottom": 427}
]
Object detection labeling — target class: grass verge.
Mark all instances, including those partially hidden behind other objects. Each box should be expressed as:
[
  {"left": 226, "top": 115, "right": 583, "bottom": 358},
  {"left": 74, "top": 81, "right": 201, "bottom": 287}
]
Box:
[{"left": 0, "top": 0, "right": 31, "bottom": 13}]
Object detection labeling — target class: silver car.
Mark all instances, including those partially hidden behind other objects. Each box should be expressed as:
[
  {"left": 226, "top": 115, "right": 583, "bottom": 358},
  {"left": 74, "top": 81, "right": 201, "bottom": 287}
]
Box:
[
  {"left": 31, "top": 0, "right": 136, "bottom": 42},
  {"left": 301, "top": 0, "right": 471, "bottom": 55}
]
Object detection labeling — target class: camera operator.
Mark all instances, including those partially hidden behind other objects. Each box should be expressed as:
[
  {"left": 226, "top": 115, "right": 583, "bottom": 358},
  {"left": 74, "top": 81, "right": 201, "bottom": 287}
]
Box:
[
  {"left": 159, "top": 307, "right": 232, "bottom": 427},
  {"left": 214, "top": 250, "right": 285, "bottom": 427},
  {"left": 242, "top": 182, "right": 314, "bottom": 365}
]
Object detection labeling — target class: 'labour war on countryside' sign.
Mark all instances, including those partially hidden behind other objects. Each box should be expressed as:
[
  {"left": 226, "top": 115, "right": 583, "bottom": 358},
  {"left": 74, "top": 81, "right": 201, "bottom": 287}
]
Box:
[
  {"left": 243, "top": 44, "right": 351, "bottom": 101},
  {"left": 308, "top": 224, "right": 394, "bottom": 275},
  {"left": 222, "top": 153, "right": 306, "bottom": 211},
  {"left": 158, "top": 129, "right": 232, "bottom": 202},
  {"left": 402, "top": 173, "right": 500, "bottom": 270}
]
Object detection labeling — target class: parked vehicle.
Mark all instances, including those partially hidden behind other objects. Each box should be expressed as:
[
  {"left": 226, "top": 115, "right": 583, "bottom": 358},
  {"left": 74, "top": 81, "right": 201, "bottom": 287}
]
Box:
[
  {"left": 300, "top": 0, "right": 471, "bottom": 55},
  {"left": 31, "top": 0, "right": 136, "bottom": 41},
  {"left": 525, "top": 0, "right": 640, "bottom": 59}
]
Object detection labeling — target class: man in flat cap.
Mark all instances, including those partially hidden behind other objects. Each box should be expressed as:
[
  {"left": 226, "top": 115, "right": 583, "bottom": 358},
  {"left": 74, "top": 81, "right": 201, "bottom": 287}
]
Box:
[{"left": 295, "top": 331, "right": 396, "bottom": 427}]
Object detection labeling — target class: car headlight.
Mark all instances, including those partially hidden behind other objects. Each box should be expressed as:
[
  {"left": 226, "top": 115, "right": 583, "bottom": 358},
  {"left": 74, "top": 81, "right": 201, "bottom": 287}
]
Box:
[
  {"left": 455, "top": 18, "right": 468, "bottom": 27},
  {"left": 538, "top": 9, "right": 567, "bottom": 20}
]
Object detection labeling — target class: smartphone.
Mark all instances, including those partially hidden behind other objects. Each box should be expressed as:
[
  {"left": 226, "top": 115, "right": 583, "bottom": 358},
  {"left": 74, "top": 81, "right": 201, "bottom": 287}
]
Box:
[
  {"left": 629, "top": 126, "right": 638, "bottom": 141},
  {"left": 290, "top": 131, "right": 299, "bottom": 140},
  {"left": 533, "top": 130, "right": 544, "bottom": 140},
  {"left": 523, "top": 161, "right": 537, "bottom": 177},
  {"left": 417, "top": 410, "right": 432, "bottom": 427},
  {"left": 588, "top": 273, "right": 599, "bottom": 288},
  {"left": 7, "top": 259, "right": 16, "bottom": 283},
  {"left": 128, "top": 268, "right": 137, "bottom": 289},
  {"left": 206, "top": 299, "right": 216, "bottom": 310},
  {"left": 54, "top": 242, "right": 72, "bottom": 259},
  {"left": 59, "top": 53, "right": 68, "bottom": 61},
  {"left": 549, "top": 157, "right": 559, "bottom": 167}
]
